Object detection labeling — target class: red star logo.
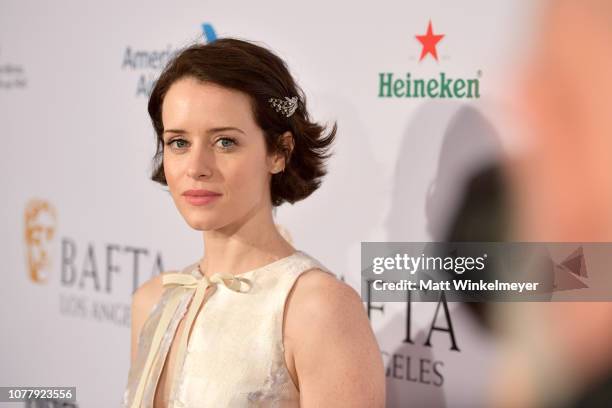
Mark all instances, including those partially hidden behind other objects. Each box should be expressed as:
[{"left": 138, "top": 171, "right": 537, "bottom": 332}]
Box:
[{"left": 415, "top": 20, "right": 445, "bottom": 62}]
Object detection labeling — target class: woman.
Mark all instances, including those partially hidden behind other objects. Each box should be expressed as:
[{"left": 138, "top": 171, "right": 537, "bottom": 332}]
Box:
[{"left": 122, "top": 38, "right": 385, "bottom": 407}]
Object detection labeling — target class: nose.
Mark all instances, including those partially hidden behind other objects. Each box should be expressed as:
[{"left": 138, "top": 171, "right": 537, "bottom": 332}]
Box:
[{"left": 186, "top": 141, "right": 215, "bottom": 179}]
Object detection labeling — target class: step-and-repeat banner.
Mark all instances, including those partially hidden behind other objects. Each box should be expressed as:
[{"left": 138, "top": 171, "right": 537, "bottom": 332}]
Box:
[{"left": 0, "top": 1, "right": 535, "bottom": 406}]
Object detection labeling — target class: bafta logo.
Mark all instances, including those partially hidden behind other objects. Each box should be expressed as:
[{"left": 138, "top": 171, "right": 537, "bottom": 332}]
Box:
[{"left": 24, "top": 199, "right": 57, "bottom": 283}]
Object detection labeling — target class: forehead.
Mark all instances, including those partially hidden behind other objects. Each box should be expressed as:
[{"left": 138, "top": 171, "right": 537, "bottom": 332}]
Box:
[{"left": 161, "top": 77, "right": 256, "bottom": 132}]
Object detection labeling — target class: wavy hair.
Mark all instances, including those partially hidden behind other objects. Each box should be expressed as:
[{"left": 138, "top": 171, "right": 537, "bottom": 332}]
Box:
[{"left": 147, "top": 37, "right": 337, "bottom": 207}]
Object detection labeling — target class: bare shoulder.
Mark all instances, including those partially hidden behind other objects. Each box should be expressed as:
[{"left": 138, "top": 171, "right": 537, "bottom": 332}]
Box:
[
  {"left": 284, "top": 268, "right": 386, "bottom": 406},
  {"left": 286, "top": 268, "right": 364, "bottom": 321},
  {"left": 130, "top": 271, "right": 172, "bottom": 364},
  {"left": 132, "top": 272, "right": 167, "bottom": 311},
  {"left": 284, "top": 268, "right": 370, "bottom": 348}
]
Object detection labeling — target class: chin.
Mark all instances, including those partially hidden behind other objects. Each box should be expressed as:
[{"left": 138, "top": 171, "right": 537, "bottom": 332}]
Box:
[
  {"left": 184, "top": 214, "right": 224, "bottom": 231},
  {"left": 175, "top": 205, "right": 218, "bottom": 230}
]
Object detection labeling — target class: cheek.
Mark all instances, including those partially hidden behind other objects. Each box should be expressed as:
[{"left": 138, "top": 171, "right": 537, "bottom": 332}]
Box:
[
  {"left": 163, "top": 154, "right": 181, "bottom": 189},
  {"left": 223, "top": 154, "right": 269, "bottom": 198}
]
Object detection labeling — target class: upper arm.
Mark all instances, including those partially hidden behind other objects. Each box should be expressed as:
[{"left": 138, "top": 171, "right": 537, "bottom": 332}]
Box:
[
  {"left": 130, "top": 273, "right": 166, "bottom": 366},
  {"left": 285, "top": 269, "right": 386, "bottom": 407}
]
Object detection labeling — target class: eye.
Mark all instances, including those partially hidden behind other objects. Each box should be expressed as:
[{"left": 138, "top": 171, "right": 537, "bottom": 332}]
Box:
[
  {"left": 215, "top": 137, "right": 237, "bottom": 150},
  {"left": 166, "top": 138, "right": 188, "bottom": 149}
]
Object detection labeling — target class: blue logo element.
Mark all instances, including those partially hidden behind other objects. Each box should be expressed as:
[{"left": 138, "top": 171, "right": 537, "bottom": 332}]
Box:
[{"left": 202, "top": 23, "right": 217, "bottom": 43}]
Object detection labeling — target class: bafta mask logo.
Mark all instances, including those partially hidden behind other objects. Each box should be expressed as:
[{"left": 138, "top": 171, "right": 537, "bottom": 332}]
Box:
[
  {"left": 24, "top": 199, "right": 57, "bottom": 283},
  {"left": 553, "top": 246, "right": 588, "bottom": 291}
]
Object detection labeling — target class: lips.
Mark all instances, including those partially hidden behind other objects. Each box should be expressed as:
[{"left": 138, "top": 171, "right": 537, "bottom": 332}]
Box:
[
  {"left": 182, "top": 189, "right": 222, "bottom": 206},
  {"left": 182, "top": 189, "right": 222, "bottom": 197}
]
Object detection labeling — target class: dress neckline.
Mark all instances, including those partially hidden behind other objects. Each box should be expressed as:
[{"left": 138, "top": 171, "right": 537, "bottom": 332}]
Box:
[{"left": 192, "top": 250, "right": 302, "bottom": 279}]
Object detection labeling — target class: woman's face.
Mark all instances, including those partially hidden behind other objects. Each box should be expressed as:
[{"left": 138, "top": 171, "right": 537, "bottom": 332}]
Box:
[{"left": 161, "top": 76, "right": 280, "bottom": 231}]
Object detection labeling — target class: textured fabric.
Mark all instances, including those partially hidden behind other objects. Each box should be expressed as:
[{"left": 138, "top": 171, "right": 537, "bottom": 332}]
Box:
[{"left": 122, "top": 250, "right": 334, "bottom": 408}]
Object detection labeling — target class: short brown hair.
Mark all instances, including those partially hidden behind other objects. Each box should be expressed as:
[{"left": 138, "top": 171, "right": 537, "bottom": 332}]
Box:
[{"left": 148, "top": 37, "right": 337, "bottom": 207}]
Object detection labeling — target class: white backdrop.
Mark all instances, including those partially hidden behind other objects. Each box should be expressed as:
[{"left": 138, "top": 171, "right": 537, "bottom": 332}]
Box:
[{"left": 0, "top": 1, "right": 536, "bottom": 406}]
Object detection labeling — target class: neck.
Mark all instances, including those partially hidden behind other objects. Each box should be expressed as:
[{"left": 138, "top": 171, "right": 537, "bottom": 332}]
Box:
[{"left": 199, "top": 201, "right": 295, "bottom": 277}]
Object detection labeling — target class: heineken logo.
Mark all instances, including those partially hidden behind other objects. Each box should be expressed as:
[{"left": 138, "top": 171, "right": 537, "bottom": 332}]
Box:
[
  {"left": 378, "top": 20, "right": 482, "bottom": 99},
  {"left": 415, "top": 20, "right": 445, "bottom": 62},
  {"left": 378, "top": 71, "right": 482, "bottom": 98}
]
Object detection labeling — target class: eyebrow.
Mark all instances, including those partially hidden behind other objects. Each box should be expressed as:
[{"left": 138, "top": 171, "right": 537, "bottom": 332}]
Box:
[{"left": 163, "top": 127, "right": 245, "bottom": 135}]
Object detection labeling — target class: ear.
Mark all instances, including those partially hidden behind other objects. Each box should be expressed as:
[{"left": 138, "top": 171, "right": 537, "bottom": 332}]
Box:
[{"left": 268, "top": 131, "right": 295, "bottom": 174}]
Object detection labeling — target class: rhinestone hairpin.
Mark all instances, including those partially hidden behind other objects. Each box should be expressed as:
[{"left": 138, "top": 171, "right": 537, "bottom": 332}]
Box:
[{"left": 268, "top": 96, "right": 298, "bottom": 117}]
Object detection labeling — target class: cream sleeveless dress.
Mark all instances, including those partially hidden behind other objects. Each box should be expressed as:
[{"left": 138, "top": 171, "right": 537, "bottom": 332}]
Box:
[{"left": 122, "top": 250, "right": 334, "bottom": 408}]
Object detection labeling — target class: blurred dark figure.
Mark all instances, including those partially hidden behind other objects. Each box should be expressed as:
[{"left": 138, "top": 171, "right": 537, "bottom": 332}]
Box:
[{"left": 443, "top": 163, "right": 510, "bottom": 331}]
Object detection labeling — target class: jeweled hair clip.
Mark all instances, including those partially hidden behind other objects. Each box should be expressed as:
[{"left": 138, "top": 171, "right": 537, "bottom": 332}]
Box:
[{"left": 269, "top": 96, "right": 298, "bottom": 118}]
